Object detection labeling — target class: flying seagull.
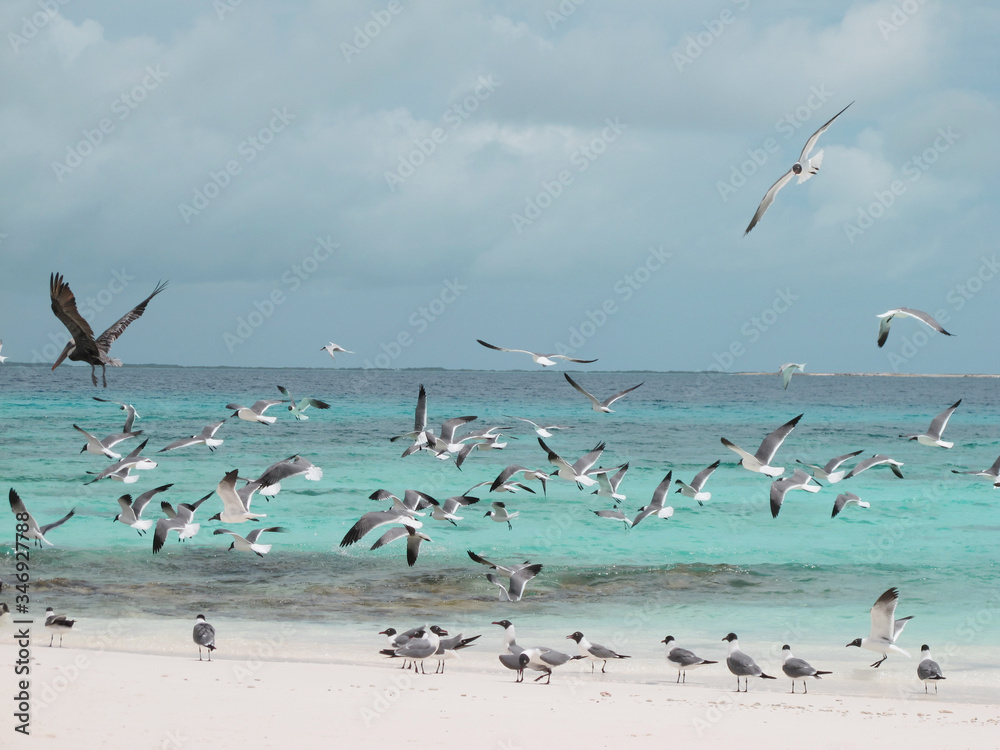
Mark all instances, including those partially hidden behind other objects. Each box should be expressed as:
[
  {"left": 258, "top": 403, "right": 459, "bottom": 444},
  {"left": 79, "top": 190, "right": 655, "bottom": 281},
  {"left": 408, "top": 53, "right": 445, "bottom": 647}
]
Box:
[
  {"left": 226, "top": 399, "right": 283, "bottom": 424},
  {"left": 468, "top": 550, "right": 542, "bottom": 602},
  {"left": 846, "top": 587, "right": 913, "bottom": 668},
  {"left": 796, "top": 449, "right": 863, "bottom": 484},
  {"left": 831, "top": 492, "right": 870, "bottom": 519},
  {"left": 477, "top": 339, "right": 597, "bottom": 367},
  {"left": 563, "top": 373, "right": 642, "bottom": 413},
  {"left": 214, "top": 526, "right": 289, "bottom": 557},
  {"left": 537, "top": 438, "right": 605, "bottom": 487},
  {"left": 113, "top": 484, "right": 173, "bottom": 535},
  {"left": 592, "top": 462, "right": 630, "bottom": 504},
  {"left": 74, "top": 423, "right": 143, "bottom": 460},
  {"left": 84, "top": 438, "right": 157, "bottom": 484},
  {"left": 92, "top": 396, "right": 140, "bottom": 433},
  {"left": 876, "top": 308, "right": 954, "bottom": 348},
  {"left": 49, "top": 273, "right": 168, "bottom": 387},
  {"left": 674, "top": 460, "right": 720, "bottom": 505},
  {"left": 778, "top": 362, "right": 805, "bottom": 389},
  {"left": 208, "top": 469, "right": 267, "bottom": 524},
  {"left": 276, "top": 385, "right": 330, "bottom": 420},
  {"left": 845, "top": 454, "right": 904, "bottom": 480},
  {"left": 9, "top": 488, "right": 75, "bottom": 547},
  {"left": 900, "top": 399, "right": 961, "bottom": 448},
  {"left": 158, "top": 421, "right": 225, "bottom": 453},
  {"left": 506, "top": 416, "right": 569, "bottom": 438},
  {"left": 722, "top": 414, "right": 803, "bottom": 477},
  {"left": 631, "top": 471, "right": 675, "bottom": 527},
  {"left": 321, "top": 342, "right": 353, "bottom": 360},
  {"left": 369, "top": 525, "right": 431, "bottom": 567},
  {"left": 744, "top": 101, "right": 853, "bottom": 235},
  {"left": 0, "top": 340, "right": 6, "bottom": 364},
  {"left": 153, "top": 493, "right": 212, "bottom": 553},
  {"left": 951, "top": 454, "right": 1000, "bottom": 481},
  {"left": 769, "top": 468, "right": 822, "bottom": 518}
]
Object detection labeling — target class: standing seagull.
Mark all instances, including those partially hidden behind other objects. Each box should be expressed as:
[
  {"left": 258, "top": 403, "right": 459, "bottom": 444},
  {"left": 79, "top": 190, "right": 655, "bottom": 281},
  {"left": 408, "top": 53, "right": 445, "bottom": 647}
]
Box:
[
  {"left": 781, "top": 645, "right": 831, "bottom": 693},
  {"left": 744, "top": 101, "right": 853, "bottom": 235},
  {"left": 796, "top": 449, "right": 864, "bottom": 484},
  {"left": 566, "top": 631, "right": 630, "bottom": 673},
  {"left": 8, "top": 489, "right": 75, "bottom": 547},
  {"left": 846, "top": 587, "right": 914, "bottom": 668},
  {"left": 769, "top": 469, "right": 822, "bottom": 518},
  {"left": 321, "top": 342, "right": 353, "bottom": 360},
  {"left": 49, "top": 273, "right": 168, "bottom": 387},
  {"left": 917, "top": 645, "right": 946, "bottom": 693},
  {"left": 563, "top": 373, "right": 643, "bottom": 413},
  {"left": 193, "top": 614, "right": 216, "bottom": 661},
  {"left": 722, "top": 414, "right": 803, "bottom": 477},
  {"left": 876, "top": 308, "right": 954, "bottom": 348},
  {"left": 44, "top": 607, "right": 75, "bottom": 647},
  {"left": 661, "top": 636, "right": 717, "bottom": 684},
  {"left": 276, "top": 385, "right": 330, "bottom": 420},
  {"left": 723, "top": 633, "right": 777, "bottom": 691},
  {"left": 674, "top": 461, "right": 720, "bottom": 506},
  {"left": 900, "top": 400, "right": 961, "bottom": 448},
  {"left": 477, "top": 339, "right": 597, "bottom": 367},
  {"left": 778, "top": 363, "right": 805, "bottom": 389}
]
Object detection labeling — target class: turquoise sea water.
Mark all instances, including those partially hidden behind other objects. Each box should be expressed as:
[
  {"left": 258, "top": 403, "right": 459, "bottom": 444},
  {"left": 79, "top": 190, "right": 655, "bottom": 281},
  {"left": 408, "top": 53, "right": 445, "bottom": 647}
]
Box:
[{"left": 1, "top": 365, "right": 999, "bottom": 675}]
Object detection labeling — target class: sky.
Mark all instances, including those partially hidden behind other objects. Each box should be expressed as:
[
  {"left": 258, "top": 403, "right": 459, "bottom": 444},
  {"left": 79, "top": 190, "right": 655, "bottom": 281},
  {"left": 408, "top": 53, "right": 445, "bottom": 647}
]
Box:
[{"left": 1, "top": 0, "right": 998, "bottom": 373}]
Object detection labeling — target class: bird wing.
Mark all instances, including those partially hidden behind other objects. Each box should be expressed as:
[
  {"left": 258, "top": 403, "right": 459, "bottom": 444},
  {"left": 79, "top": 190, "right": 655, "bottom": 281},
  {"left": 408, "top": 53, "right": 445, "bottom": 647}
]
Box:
[
  {"left": 594, "top": 509, "right": 631, "bottom": 526},
  {"left": 744, "top": 168, "right": 795, "bottom": 235},
  {"left": 537, "top": 438, "right": 574, "bottom": 474},
  {"left": 823, "top": 450, "right": 864, "bottom": 473},
  {"left": 39, "top": 508, "right": 75, "bottom": 537},
  {"left": 492, "top": 464, "right": 528, "bottom": 491},
  {"left": 217, "top": 469, "right": 248, "bottom": 512},
  {"left": 245, "top": 526, "right": 288, "bottom": 544},
  {"left": 563, "top": 373, "right": 601, "bottom": 408},
  {"left": 869, "top": 587, "right": 901, "bottom": 641},
  {"left": 550, "top": 355, "right": 598, "bottom": 364},
  {"left": 369, "top": 526, "right": 410, "bottom": 550},
  {"left": 200, "top": 421, "right": 226, "bottom": 439},
  {"left": 440, "top": 416, "right": 478, "bottom": 443},
  {"left": 895, "top": 307, "right": 953, "bottom": 337},
  {"left": 602, "top": 382, "right": 643, "bottom": 408},
  {"left": 132, "top": 484, "right": 174, "bottom": 517},
  {"left": 572, "top": 442, "right": 607, "bottom": 474},
  {"left": 49, "top": 273, "right": 98, "bottom": 358},
  {"left": 251, "top": 399, "right": 283, "bottom": 414},
  {"left": 755, "top": 414, "right": 803, "bottom": 464},
  {"left": 690, "top": 460, "right": 720, "bottom": 491},
  {"left": 476, "top": 339, "right": 532, "bottom": 356},
  {"left": 413, "top": 385, "right": 427, "bottom": 432},
  {"left": 649, "top": 471, "right": 674, "bottom": 508},
  {"left": 506, "top": 564, "right": 543, "bottom": 601},
  {"left": 340, "top": 511, "right": 418, "bottom": 547},
  {"left": 95, "top": 280, "right": 168, "bottom": 350},
  {"left": 721, "top": 437, "right": 757, "bottom": 465},
  {"left": 159, "top": 436, "right": 200, "bottom": 452},
  {"left": 405, "top": 531, "right": 427, "bottom": 567},
  {"left": 798, "top": 101, "right": 853, "bottom": 162},
  {"left": 927, "top": 400, "right": 961, "bottom": 440},
  {"left": 299, "top": 398, "right": 331, "bottom": 410}
]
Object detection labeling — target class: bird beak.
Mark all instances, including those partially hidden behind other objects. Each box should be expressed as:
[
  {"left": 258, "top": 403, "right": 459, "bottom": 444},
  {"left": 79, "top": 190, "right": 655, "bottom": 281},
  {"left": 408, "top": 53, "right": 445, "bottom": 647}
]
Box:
[{"left": 51, "top": 342, "right": 71, "bottom": 370}]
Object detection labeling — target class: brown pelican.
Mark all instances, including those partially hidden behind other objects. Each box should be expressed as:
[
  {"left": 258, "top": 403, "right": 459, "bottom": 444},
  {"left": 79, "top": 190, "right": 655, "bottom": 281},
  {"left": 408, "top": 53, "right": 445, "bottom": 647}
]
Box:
[{"left": 49, "top": 273, "right": 168, "bottom": 387}]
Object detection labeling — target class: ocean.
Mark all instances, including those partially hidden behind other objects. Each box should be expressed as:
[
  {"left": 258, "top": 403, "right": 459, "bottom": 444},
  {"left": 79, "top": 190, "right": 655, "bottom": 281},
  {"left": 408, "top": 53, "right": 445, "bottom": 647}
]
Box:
[{"left": 2, "top": 365, "right": 999, "bottom": 688}]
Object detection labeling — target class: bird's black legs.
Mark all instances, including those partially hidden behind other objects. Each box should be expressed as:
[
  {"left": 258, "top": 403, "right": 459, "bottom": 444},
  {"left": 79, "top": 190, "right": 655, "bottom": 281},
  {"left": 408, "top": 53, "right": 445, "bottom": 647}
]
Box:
[{"left": 871, "top": 654, "right": 887, "bottom": 668}]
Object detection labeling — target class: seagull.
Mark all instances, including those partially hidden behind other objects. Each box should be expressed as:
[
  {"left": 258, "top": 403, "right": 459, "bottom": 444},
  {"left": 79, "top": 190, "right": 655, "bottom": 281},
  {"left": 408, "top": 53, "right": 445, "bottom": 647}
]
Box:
[
  {"left": 661, "top": 636, "right": 717, "bottom": 683},
  {"left": 113, "top": 484, "right": 173, "bottom": 535},
  {"left": 722, "top": 414, "right": 803, "bottom": 477},
  {"left": 769, "top": 468, "right": 822, "bottom": 518},
  {"left": 831, "top": 492, "right": 870, "bottom": 518},
  {"left": 276, "top": 385, "right": 330, "bottom": 421},
  {"left": 49, "top": 274, "right": 168, "bottom": 387},
  {"left": 390, "top": 384, "right": 428, "bottom": 447},
  {"left": 484, "top": 501, "right": 519, "bottom": 530},
  {"left": 845, "top": 454, "right": 904, "bottom": 480},
  {"left": 499, "top": 651, "right": 530, "bottom": 682},
  {"left": 340, "top": 510, "right": 423, "bottom": 548},
  {"left": 193, "top": 614, "right": 216, "bottom": 661},
  {"left": 566, "top": 631, "right": 630, "bottom": 673},
  {"left": 469, "top": 551, "right": 542, "bottom": 602},
  {"left": 778, "top": 363, "right": 805, "bottom": 389},
  {"left": 781, "top": 645, "right": 831, "bottom": 693},
  {"left": 226, "top": 399, "right": 283, "bottom": 424},
  {"left": 537, "top": 438, "right": 606, "bottom": 487},
  {"left": 369, "top": 525, "right": 431, "bottom": 566},
  {"left": 900, "top": 400, "right": 961, "bottom": 448},
  {"left": 8, "top": 489, "right": 75, "bottom": 547},
  {"left": 593, "top": 508, "right": 633, "bottom": 529},
  {"left": 952, "top": 454, "right": 1000, "bottom": 481},
  {"left": 846, "top": 587, "right": 914, "bottom": 667},
  {"left": 506, "top": 416, "right": 569, "bottom": 438},
  {"left": 796, "top": 450, "right": 864, "bottom": 484},
  {"left": 877, "top": 308, "right": 954, "bottom": 348},
  {"left": 428, "top": 495, "right": 480, "bottom": 525},
  {"left": 253, "top": 455, "right": 323, "bottom": 496},
  {"left": 153, "top": 493, "right": 212, "bottom": 553},
  {"left": 214, "top": 526, "right": 289, "bottom": 557},
  {"left": 381, "top": 625, "right": 447, "bottom": 674},
  {"left": 369, "top": 488, "right": 437, "bottom": 516},
  {"left": 722, "top": 633, "right": 777, "bottom": 691},
  {"left": 631, "top": 471, "right": 675, "bottom": 528},
  {"left": 744, "top": 101, "right": 853, "bottom": 235},
  {"left": 491, "top": 465, "right": 550, "bottom": 495},
  {"left": 520, "top": 646, "right": 580, "bottom": 684},
  {"left": 84, "top": 438, "right": 157, "bottom": 485},
  {"left": 493, "top": 618, "right": 523, "bottom": 655},
  {"left": 674, "top": 460, "right": 720, "bottom": 505},
  {"left": 477, "top": 339, "right": 597, "bottom": 367},
  {"left": 433, "top": 632, "right": 482, "bottom": 674},
  {"left": 44, "top": 607, "right": 75, "bottom": 647},
  {"left": 423, "top": 416, "right": 480, "bottom": 457},
  {"left": 592, "top": 462, "right": 630, "bottom": 503},
  {"left": 207, "top": 470, "right": 266, "bottom": 524},
  {"left": 92, "top": 396, "right": 140, "bottom": 432},
  {"left": 563, "top": 373, "right": 642, "bottom": 413},
  {"left": 158, "top": 421, "right": 225, "bottom": 453},
  {"left": 0, "top": 340, "right": 6, "bottom": 364},
  {"left": 918, "top": 645, "right": 946, "bottom": 693},
  {"left": 74, "top": 423, "right": 143, "bottom": 460},
  {"left": 321, "top": 342, "right": 353, "bottom": 360}
]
